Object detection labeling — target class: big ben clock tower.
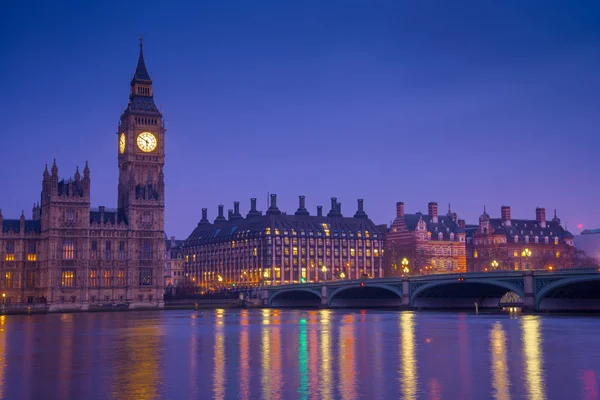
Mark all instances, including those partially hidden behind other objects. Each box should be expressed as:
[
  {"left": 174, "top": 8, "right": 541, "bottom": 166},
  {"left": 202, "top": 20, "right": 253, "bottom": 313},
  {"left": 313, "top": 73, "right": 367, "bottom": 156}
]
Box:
[{"left": 117, "top": 36, "right": 165, "bottom": 305}]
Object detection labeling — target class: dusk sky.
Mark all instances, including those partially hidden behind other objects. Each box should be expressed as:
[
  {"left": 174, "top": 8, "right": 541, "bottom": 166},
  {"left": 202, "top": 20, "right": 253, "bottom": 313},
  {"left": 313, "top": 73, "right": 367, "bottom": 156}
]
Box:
[{"left": 1, "top": 1, "right": 599, "bottom": 238}]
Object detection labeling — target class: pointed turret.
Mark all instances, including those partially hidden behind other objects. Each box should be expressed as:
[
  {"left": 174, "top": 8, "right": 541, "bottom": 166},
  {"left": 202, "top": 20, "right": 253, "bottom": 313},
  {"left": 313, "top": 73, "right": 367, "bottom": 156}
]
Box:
[
  {"left": 552, "top": 209, "right": 561, "bottom": 224},
  {"left": 20, "top": 210, "right": 25, "bottom": 233},
  {"left": 51, "top": 159, "right": 58, "bottom": 177},
  {"left": 43, "top": 164, "right": 50, "bottom": 180},
  {"left": 83, "top": 161, "right": 90, "bottom": 179},
  {"left": 74, "top": 166, "right": 81, "bottom": 181}
]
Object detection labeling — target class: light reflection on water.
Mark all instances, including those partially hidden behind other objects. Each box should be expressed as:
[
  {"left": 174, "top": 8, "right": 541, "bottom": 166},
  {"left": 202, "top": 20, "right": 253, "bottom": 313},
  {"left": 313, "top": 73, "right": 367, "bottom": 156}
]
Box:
[{"left": 0, "top": 310, "right": 598, "bottom": 399}]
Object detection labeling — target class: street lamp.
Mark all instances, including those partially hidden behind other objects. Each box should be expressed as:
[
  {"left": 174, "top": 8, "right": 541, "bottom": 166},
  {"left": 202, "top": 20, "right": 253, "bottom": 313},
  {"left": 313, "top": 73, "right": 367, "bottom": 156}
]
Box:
[
  {"left": 339, "top": 271, "right": 346, "bottom": 279},
  {"left": 321, "top": 265, "right": 327, "bottom": 281},
  {"left": 1, "top": 293, "right": 5, "bottom": 305},
  {"left": 401, "top": 258, "right": 409, "bottom": 276},
  {"left": 522, "top": 248, "right": 532, "bottom": 270},
  {"left": 491, "top": 260, "right": 498, "bottom": 271}
]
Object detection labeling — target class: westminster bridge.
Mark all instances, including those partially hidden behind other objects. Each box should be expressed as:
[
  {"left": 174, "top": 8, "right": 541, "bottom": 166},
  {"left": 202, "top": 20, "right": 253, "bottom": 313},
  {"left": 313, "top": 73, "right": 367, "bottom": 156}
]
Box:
[{"left": 262, "top": 268, "right": 600, "bottom": 312}]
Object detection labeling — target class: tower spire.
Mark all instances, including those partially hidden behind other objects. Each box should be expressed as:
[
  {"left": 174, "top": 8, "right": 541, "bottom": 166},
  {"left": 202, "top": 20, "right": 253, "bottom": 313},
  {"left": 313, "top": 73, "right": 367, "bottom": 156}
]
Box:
[{"left": 132, "top": 34, "right": 151, "bottom": 83}]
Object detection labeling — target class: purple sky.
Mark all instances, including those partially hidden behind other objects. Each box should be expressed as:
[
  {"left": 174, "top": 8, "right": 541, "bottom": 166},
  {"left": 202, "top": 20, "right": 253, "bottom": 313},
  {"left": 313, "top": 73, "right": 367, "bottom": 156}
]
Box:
[{"left": 1, "top": 1, "right": 599, "bottom": 238}]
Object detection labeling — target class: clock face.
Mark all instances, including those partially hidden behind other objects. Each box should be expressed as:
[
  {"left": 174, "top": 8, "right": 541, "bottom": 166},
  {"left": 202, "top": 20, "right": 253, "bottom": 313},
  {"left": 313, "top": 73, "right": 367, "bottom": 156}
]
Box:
[
  {"left": 137, "top": 132, "right": 157, "bottom": 152},
  {"left": 119, "top": 133, "right": 126, "bottom": 154}
]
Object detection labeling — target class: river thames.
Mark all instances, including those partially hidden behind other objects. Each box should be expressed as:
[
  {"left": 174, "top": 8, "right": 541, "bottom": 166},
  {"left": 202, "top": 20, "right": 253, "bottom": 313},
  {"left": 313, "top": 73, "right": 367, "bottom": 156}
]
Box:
[{"left": 0, "top": 309, "right": 598, "bottom": 400}]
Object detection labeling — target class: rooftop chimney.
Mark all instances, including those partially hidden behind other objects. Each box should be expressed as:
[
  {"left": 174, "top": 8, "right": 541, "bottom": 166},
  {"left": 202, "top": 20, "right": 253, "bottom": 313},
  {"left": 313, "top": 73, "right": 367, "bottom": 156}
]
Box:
[
  {"left": 428, "top": 202, "right": 438, "bottom": 223},
  {"left": 327, "top": 197, "right": 341, "bottom": 217},
  {"left": 337, "top": 202, "right": 342, "bottom": 216},
  {"left": 396, "top": 202, "right": 405, "bottom": 218},
  {"left": 170, "top": 236, "right": 175, "bottom": 246},
  {"left": 231, "top": 201, "right": 243, "bottom": 220},
  {"left": 199, "top": 208, "right": 210, "bottom": 225},
  {"left": 247, "top": 198, "right": 261, "bottom": 218},
  {"left": 501, "top": 206, "right": 511, "bottom": 226},
  {"left": 354, "top": 199, "right": 368, "bottom": 218},
  {"left": 458, "top": 219, "right": 466, "bottom": 229},
  {"left": 214, "top": 205, "right": 226, "bottom": 224},
  {"left": 295, "top": 195, "right": 309, "bottom": 216},
  {"left": 266, "top": 194, "right": 281, "bottom": 215},
  {"left": 536, "top": 207, "right": 546, "bottom": 228},
  {"left": 317, "top": 206, "right": 323, "bottom": 217}
]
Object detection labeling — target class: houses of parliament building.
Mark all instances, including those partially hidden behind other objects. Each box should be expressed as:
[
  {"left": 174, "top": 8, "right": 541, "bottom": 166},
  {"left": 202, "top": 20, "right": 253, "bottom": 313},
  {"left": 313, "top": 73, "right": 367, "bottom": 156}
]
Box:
[{"left": 0, "top": 41, "right": 165, "bottom": 310}]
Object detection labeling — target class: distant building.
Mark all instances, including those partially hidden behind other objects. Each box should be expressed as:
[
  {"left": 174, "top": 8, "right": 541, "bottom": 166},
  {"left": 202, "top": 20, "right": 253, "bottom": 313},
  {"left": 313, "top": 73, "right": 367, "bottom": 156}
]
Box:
[
  {"left": 164, "top": 236, "right": 185, "bottom": 289},
  {"left": 384, "top": 202, "right": 467, "bottom": 276},
  {"left": 0, "top": 41, "right": 165, "bottom": 309},
  {"left": 574, "top": 230, "right": 600, "bottom": 262},
  {"left": 466, "top": 206, "right": 575, "bottom": 272},
  {"left": 183, "top": 195, "right": 384, "bottom": 289}
]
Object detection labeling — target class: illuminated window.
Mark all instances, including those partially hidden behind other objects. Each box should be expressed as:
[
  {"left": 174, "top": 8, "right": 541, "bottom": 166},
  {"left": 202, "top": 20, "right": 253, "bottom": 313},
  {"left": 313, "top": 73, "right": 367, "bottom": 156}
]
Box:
[
  {"left": 365, "top": 231, "right": 370, "bottom": 238},
  {"left": 357, "top": 231, "right": 362, "bottom": 238},
  {"left": 139, "top": 268, "right": 153, "bottom": 286},
  {"left": 322, "top": 223, "right": 330, "bottom": 236},
  {"left": 61, "top": 269, "right": 75, "bottom": 287},
  {"left": 89, "top": 269, "right": 98, "bottom": 286},
  {"left": 554, "top": 237, "right": 559, "bottom": 245},
  {"left": 293, "top": 247, "right": 298, "bottom": 256},
  {"left": 350, "top": 248, "right": 355, "bottom": 257},
  {"left": 556, "top": 251, "right": 560, "bottom": 258},
  {"left": 119, "top": 241, "right": 125, "bottom": 260},
  {"left": 231, "top": 241, "right": 235, "bottom": 248},
  {"left": 374, "top": 249, "right": 379, "bottom": 257},
  {"left": 474, "top": 250, "right": 478, "bottom": 258},
  {"left": 117, "top": 269, "right": 125, "bottom": 286},
  {"left": 103, "top": 270, "right": 111, "bottom": 286},
  {"left": 513, "top": 250, "right": 518, "bottom": 257},
  {"left": 275, "top": 229, "right": 280, "bottom": 235},
  {"left": 27, "top": 253, "right": 36, "bottom": 261},
  {"left": 185, "top": 255, "right": 189, "bottom": 262},
  {"left": 5, "top": 271, "right": 13, "bottom": 288},
  {"left": 63, "top": 240, "right": 75, "bottom": 260},
  {"left": 265, "top": 228, "right": 271, "bottom": 235},
  {"left": 366, "top": 249, "right": 371, "bottom": 257}
]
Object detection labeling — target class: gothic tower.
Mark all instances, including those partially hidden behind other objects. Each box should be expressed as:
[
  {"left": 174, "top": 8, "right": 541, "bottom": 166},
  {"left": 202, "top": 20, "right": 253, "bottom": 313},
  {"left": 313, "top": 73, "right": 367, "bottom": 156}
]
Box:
[
  {"left": 117, "top": 37, "right": 165, "bottom": 230},
  {"left": 117, "top": 37, "right": 165, "bottom": 304}
]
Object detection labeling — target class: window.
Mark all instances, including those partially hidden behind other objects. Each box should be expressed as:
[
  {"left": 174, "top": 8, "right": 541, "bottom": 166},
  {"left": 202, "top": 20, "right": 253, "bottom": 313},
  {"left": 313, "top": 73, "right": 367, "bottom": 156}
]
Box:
[
  {"left": 71, "top": 296, "right": 76, "bottom": 303},
  {"left": 350, "top": 248, "right": 355, "bottom": 257},
  {"left": 141, "top": 240, "right": 152, "bottom": 259},
  {"left": 104, "top": 270, "right": 111, "bottom": 286},
  {"left": 27, "top": 253, "right": 36, "bottom": 261},
  {"left": 63, "top": 240, "right": 75, "bottom": 260},
  {"left": 89, "top": 269, "right": 98, "bottom": 286},
  {"left": 26, "top": 271, "right": 35, "bottom": 288},
  {"left": 5, "top": 241, "right": 15, "bottom": 261},
  {"left": 148, "top": 295, "right": 153, "bottom": 302},
  {"left": 27, "top": 242, "right": 37, "bottom": 261},
  {"left": 554, "top": 237, "right": 559, "bottom": 245},
  {"left": 119, "top": 241, "right": 125, "bottom": 260},
  {"left": 5, "top": 272, "right": 13, "bottom": 288},
  {"left": 139, "top": 268, "right": 153, "bottom": 286},
  {"left": 61, "top": 269, "right": 75, "bottom": 287},
  {"left": 105, "top": 241, "right": 111, "bottom": 260},
  {"left": 117, "top": 269, "right": 125, "bottom": 286},
  {"left": 66, "top": 209, "right": 75, "bottom": 223}
]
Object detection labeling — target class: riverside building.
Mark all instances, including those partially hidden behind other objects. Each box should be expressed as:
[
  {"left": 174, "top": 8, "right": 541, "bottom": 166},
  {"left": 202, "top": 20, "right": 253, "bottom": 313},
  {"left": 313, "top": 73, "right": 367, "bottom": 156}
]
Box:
[{"left": 183, "top": 195, "right": 384, "bottom": 289}]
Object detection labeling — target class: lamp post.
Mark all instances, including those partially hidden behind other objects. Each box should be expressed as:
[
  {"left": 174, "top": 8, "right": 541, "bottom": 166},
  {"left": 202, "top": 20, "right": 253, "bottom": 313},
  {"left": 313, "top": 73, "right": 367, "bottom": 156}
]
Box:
[
  {"left": 491, "top": 260, "right": 498, "bottom": 271},
  {"left": 321, "top": 265, "right": 327, "bottom": 281},
  {"left": 522, "top": 248, "right": 532, "bottom": 270},
  {"left": 339, "top": 271, "right": 346, "bottom": 279},
  {"left": 1, "top": 293, "right": 5, "bottom": 305},
  {"left": 401, "top": 258, "right": 409, "bottom": 276}
]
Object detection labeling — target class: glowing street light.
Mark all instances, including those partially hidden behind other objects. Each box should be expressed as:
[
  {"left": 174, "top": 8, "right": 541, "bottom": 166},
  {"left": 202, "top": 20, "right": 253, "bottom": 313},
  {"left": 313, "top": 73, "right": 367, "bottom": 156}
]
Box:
[
  {"left": 491, "top": 260, "right": 499, "bottom": 270},
  {"left": 521, "top": 248, "right": 532, "bottom": 270},
  {"left": 401, "top": 258, "right": 409, "bottom": 275},
  {"left": 321, "top": 265, "right": 327, "bottom": 281},
  {"left": 217, "top": 275, "right": 223, "bottom": 282},
  {"left": 339, "top": 271, "right": 346, "bottom": 279}
]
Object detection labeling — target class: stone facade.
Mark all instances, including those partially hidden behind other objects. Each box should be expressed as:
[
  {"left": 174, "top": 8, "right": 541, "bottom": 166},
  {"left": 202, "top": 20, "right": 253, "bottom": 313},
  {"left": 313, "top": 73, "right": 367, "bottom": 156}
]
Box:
[
  {"left": 184, "top": 195, "right": 384, "bottom": 290},
  {"left": 164, "top": 236, "right": 185, "bottom": 289},
  {"left": 466, "top": 206, "right": 575, "bottom": 272},
  {"left": 384, "top": 201, "right": 467, "bottom": 276},
  {"left": 0, "top": 41, "right": 165, "bottom": 310}
]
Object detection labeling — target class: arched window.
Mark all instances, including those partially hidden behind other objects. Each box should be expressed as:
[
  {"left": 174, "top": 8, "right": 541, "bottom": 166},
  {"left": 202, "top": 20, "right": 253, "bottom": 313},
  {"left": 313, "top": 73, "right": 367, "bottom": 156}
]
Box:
[
  {"left": 525, "top": 236, "right": 529, "bottom": 243},
  {"left": 545, "top": 236, "right": 549, "bottom": 244},
  {"left": 438, "top": 232, "right": 443, "bottom": 240},
  {"left": 554, "top": 237, "right": 559, "bottom": 245}
]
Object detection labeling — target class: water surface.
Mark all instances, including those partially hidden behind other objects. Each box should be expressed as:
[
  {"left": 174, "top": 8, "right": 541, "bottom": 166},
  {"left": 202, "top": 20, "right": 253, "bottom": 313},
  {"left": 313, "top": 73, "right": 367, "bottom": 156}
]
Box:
[{"left": 0, "top": 309, "right": 598, "bottom": 400}]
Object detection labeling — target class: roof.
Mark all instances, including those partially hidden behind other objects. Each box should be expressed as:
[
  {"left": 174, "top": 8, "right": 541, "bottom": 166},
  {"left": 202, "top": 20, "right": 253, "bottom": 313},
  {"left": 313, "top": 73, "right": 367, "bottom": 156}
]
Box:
[
  {"left": 467, "top": 218, "right": 573, "bottom": 243},
  {"left": 132, "top": 44, "right": 151, "bottom": 83},
  {"left": 185, "top": 213, "right": 383, "bottom": 247},
  {"left": 401, "top": 213, "right": 465, "bottom": 240},
  {"left": 1, "top": 219, "right": 41, "bottom": 234},
  {"left": 89, "top": 209, "right": 128, "bottom": 225}
]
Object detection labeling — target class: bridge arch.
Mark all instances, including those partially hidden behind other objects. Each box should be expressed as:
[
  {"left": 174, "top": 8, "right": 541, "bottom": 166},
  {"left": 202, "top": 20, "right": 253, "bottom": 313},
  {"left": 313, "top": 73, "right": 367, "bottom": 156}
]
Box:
[
  {"left": 411, "top": 279, "right": 525, "bottom": 309},
  {"left": 269, "top": 288, "right": 322, "bottom": 308},
  {"left": 536, "top": 276, "right": 600, "bottom": 311},
  {"left": 328, "top": 283, "right": 403, "bottom": 308}
]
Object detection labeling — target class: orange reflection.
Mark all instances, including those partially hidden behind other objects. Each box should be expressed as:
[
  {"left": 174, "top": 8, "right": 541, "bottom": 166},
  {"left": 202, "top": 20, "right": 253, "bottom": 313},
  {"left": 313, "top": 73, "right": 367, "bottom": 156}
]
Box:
[
  {"left": 522, "top": 316, "right": 545, "bottom": 400},
  {"left": 400, "top": 312, "right": 417, "bottom": 400},
  {"left": 429, "top": 378, "right": 442, "bottom": 400},
  {"left": 213, "top": 311, "right": 226, "bottom": 400},
  {"left": 111, "top": 316, "right": 162, "bottom": 400},
  {"left": 490, "top": 322, "right": 510, "bottom": 400},
  {"left": 239, "top": 310, "right": 250, "bottom": 399},
  {"left": 0, "top": 316, "right": 6, "bottom": 399},
  {"left": 319, "top": 310, "right": 333, "bottom": 400},
  {"left": 261, "top": 308, "right": 282, "bottom": 400},
  {"left": 338, "top": 314, "right": 357, "bottom": 399}
]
